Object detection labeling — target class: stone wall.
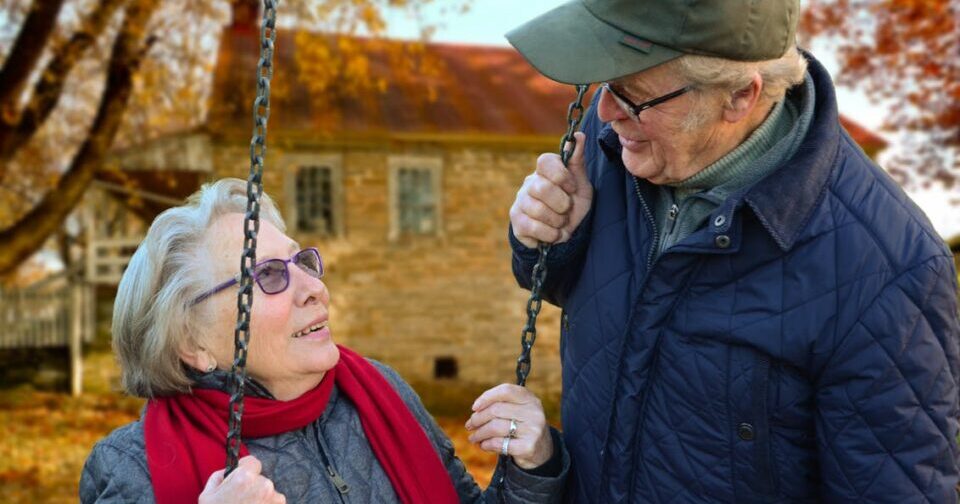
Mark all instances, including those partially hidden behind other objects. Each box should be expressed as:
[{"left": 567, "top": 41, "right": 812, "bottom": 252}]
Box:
[{"left": 212, "top": 140, "right": 564, "bottom": 403}]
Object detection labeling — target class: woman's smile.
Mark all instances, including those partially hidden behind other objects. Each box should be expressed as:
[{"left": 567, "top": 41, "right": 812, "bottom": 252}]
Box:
[{"left": 291, "top": 324, "right": 331, "bottom": 341}]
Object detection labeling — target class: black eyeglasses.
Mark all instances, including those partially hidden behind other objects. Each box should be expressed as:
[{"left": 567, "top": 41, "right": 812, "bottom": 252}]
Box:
[
  {"left": 192, "top": 248, "right": 324, "bottom": 305},
  {"left": 602, "top": 82, "right": 693, "bottom": 122}
]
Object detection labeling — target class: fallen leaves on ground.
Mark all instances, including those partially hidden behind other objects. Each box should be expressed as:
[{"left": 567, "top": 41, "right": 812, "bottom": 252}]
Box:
[{"left": 0, "top": 351, "right": 498, "bottom": 502}]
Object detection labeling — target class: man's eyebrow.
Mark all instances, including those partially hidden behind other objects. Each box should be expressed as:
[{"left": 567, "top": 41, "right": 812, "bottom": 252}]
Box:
[
  {"left": 288, "top": 241, "right": 300, "bottom": 253},
  {"left": 624, "top": 82, "right": 653, "bottom": 99},
  {"left": 612, "top": 77, "right": 653, "bottom": 99}
]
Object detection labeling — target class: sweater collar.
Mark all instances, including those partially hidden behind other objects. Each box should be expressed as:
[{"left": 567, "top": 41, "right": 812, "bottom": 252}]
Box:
[{"left": 673, "top": 98, "right": 792, "bottom": 201}]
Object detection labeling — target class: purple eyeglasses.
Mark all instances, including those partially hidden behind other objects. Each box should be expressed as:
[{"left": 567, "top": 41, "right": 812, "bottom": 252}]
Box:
[{"left": 192, "top": 248, "right": 324, "bottom": 305}]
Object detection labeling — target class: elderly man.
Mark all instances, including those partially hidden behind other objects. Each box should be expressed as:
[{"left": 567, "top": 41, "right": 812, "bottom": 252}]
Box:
[{"left": 506, "top": 0, "right": 960, "bottom": 502}]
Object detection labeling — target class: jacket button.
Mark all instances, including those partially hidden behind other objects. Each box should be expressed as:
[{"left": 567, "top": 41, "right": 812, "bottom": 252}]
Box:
[
  {"left": 738, "top": 422, "right": 755, "bottom": 441},
  {"left": 715, "top": 235, "right": 731, "bottom": 248}
]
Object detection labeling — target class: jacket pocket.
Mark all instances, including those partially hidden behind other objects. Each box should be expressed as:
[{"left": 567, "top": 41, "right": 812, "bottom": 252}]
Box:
[
  {"left": 750, "top": 353, "right": 777, "bottom": 498},
  {"left": 733, "top": 346, "right": 779, "bottom": 501}
]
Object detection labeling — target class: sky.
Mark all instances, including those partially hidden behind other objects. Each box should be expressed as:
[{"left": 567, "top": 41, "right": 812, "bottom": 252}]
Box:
[{"left": 382, "top": 0, "right": 960, "bottom": 239}]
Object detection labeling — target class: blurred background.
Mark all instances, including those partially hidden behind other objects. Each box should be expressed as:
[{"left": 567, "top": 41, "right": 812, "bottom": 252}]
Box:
[{"left": 0, "top": 0, "right": 957, "bottom": 501}]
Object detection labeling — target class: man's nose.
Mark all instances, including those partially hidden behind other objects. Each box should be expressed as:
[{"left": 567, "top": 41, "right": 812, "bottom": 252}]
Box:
[{"left": 597, "top": 87, "right": 629, "bottom": 123}]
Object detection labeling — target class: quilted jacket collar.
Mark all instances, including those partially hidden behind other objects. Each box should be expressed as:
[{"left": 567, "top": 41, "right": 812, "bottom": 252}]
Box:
[{"left": 742, "top": 52, "right": 840, "bottom": 251}]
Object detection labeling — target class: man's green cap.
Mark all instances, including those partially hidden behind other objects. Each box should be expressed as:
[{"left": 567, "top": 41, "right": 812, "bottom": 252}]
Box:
[{"left": 506, "top": 0, "right": 800, "bottom": 85}]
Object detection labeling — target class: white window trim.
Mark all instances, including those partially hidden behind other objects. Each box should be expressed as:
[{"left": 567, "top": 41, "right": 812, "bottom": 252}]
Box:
[
  {"left": 283, "top": 153, "right": 344, "bottom": 237},
  {"left": 387, "top": 155, "right": 443, "bottom": 241}
]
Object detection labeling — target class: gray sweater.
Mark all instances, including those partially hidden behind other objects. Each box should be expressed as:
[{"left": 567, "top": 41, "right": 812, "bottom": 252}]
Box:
[{"left": 79, "top": 360, "right": 568, "bottom": 503}]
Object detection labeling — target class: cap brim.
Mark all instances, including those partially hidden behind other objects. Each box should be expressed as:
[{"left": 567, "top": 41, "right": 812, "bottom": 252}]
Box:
[{"left": 506, "top": 0, "right": 683, "bottom": 85}]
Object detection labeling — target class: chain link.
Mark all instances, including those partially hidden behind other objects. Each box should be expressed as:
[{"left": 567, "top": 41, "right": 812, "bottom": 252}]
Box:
[
  {"left": 497, "top": 84, "right": 589, "bottom": 500},
  {"left": 225, "top": 0, "right": 278, "bottom": 477}
]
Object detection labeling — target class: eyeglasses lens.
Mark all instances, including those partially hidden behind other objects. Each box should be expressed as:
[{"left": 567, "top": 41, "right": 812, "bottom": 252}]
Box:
[
  {"left": 295, "top": 249, "right": 323, "bottom": 278},
  {"left": 255, "top": 260, "right": 289, "bottom": 294}
]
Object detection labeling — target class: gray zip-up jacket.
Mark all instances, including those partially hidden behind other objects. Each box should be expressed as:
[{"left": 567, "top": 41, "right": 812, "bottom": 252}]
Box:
[{"left": 80, "top": 360, "right": 568, "bottom": 503}]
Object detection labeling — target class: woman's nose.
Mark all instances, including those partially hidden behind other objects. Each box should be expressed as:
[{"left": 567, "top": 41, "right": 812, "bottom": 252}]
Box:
[
  {"left": 292, "top": 266, "right": 328, "bottom": 306},
  {"left": 597, "top": 87, "right": 629, "bottom": 123}
]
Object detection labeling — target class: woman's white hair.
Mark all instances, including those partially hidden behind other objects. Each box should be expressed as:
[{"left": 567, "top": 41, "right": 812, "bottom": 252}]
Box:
[
  {"left": 668, "top": 45, "right": 808, "bottom": 130},
  {"left": 112, "top": 178, "right": 285, "bottom": 398}
]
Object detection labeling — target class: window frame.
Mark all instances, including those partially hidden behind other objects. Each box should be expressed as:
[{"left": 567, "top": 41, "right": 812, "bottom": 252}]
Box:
[
  {"left": 284, "top": 153, "right": 344, "bottom": 237},
  {"left": 387, "top": 155, "right": 443, "bottom": 241}
]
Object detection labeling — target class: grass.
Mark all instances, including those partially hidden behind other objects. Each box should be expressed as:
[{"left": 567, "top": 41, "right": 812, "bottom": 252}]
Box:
[{"left": 0, "top": 350, "right": 500, "bottom": 502}]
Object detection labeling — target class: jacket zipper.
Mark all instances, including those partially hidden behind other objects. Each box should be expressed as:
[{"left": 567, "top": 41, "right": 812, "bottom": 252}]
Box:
[
  {"left": 326, "top": 464, "right": 351, "bottom": 495},
  {"left": 314, "top": 428, "right": 351, "bottom": 500},
  {"left": 607, "top": 176, "right": 664, "bottom": 501},
  {"left": 633, "top": 176, "right": 660, "bottom": 270}
]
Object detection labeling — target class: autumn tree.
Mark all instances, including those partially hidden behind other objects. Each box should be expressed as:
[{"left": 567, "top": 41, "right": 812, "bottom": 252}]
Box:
[
  {"left": 0, "top": 0, "right": 455, "bottom": 277},
  {"left": 802, "top": 0, "right": 959, "bottom": 187}
]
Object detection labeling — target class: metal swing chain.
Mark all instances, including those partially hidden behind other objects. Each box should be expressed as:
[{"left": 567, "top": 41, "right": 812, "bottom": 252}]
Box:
[
  {"left": 225, "top": 0, "right": 279, "bottom": 476},
  {"left": 513, "top": 83, "right": 589, "bottom": 388},
  {"left": 496, "top": 83, "right": 589, "bottom": 500}
]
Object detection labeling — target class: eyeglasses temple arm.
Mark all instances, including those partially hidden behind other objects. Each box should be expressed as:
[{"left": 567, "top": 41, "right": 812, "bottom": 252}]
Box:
[{"left": 192, "top": 277, "right": 241, "bottom": 305}]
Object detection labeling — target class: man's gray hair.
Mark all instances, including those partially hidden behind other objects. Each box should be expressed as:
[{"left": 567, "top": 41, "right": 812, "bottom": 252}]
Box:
[
  {"left": 669, "top": 45, "right": 808, "bottom": 130},
  {"left": 112, "top": 178, "right": 285, "bottom": 398}
]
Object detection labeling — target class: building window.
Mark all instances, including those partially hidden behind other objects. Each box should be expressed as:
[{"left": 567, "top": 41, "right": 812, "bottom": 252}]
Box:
[
  {"left": 295, "top": 165, "right": 334, "bottom": 234},
  {"left": 398, "top": 168, "right": 436, "bottom": 234},
  {"left": 286, "top": 155, "right": 342, "bottom": 237},
  {"left": 389, "top": 156, "right": 442, "bottom": 240},
  {"left": 434, "top": 357, "right": 458, "bottom": 379}
]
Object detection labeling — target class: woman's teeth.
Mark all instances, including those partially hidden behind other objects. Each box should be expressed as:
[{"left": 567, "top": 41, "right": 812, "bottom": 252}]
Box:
[{"left": 293, "top": 322, "right": 326, "bottom": 338}]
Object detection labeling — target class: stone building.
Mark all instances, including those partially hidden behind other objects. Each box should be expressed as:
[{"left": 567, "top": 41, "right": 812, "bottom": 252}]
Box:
[
  {"left": 98, "top": 8, "right": 583, "bottom": 403},
  {"left": 93, "top": 4, "right": 889, "bottom": 405}
]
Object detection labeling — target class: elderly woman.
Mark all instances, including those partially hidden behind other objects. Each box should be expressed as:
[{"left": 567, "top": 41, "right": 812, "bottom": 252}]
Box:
[{"left": 80, "top": 178, "right": 568, "bottom": 503}]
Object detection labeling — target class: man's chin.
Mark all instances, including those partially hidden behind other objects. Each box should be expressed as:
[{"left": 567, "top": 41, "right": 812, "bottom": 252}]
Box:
[{"left": 622, "top": 155, "right": 663, "bottom": 184}]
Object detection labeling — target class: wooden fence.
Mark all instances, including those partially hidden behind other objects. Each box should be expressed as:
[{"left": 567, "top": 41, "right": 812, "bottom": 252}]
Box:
[{"left": 0, "top": 272, "right": 94, "bottom": 395}]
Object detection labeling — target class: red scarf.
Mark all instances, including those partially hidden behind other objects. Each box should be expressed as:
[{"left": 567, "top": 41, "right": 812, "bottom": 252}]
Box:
[{"left": 144, "top": 345, "right": 458, "bottom": 504}]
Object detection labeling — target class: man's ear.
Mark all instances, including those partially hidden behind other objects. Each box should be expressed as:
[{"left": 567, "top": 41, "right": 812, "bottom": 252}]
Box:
[{"left": 723, "top": 73, "right": 763, "bottom": 123}]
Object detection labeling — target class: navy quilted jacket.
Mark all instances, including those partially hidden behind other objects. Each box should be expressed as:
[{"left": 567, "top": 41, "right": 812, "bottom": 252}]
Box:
[{"left": 510, "top": 54, "right": 960, "bottom": 503}]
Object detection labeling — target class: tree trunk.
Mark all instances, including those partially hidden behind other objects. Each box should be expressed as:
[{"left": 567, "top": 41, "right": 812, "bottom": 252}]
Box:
[
  {"left": 0, "top": 0, "right": 127, "bottom": 172},
  {"left": 0, "top": 0, "right": 66, "bottom": 113},
  {"left": 0, "top": 0, "right": 160, "bottom": 276}
]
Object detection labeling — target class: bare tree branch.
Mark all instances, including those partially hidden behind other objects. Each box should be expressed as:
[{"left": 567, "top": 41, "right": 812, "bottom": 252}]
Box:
[
  {"left": 0, "top": 0, "right": 127, "bottom": 169},
  {"left": 0, "top": 0, "right": 160, "bottom": 276},
  {"left": 0, "top": 0, "right": 66, "bottom": 115}
]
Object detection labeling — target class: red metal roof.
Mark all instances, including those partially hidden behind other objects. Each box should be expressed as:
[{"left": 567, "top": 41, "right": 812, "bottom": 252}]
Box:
[
  {"left": 207, "top": 28, "right": 886, "bottom": 152},
  {"left": 837, "top": 115, "right": 888, "bottom": 151},
  {"left": 207, "top": 30, "right": 581, "bottom": 140}
]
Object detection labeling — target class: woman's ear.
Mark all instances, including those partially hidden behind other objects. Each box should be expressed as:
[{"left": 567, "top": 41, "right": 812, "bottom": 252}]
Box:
[
  {"left": 723, "top": 73, "right": 764, "bottom": 123},
  {"left": 178, "top": 341, "right": 217, "bottom": 373}
]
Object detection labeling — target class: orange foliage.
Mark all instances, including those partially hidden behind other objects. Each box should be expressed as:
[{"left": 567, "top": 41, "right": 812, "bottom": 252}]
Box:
[
  {"left": 802, "top": 0, "right": 959, "bottom": 187},
  {"left": 0, "top": 351, "right": 497, "bottom": 502},
  {"left": 0, "top": 0, "right": 467, "bottom": 275}
]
